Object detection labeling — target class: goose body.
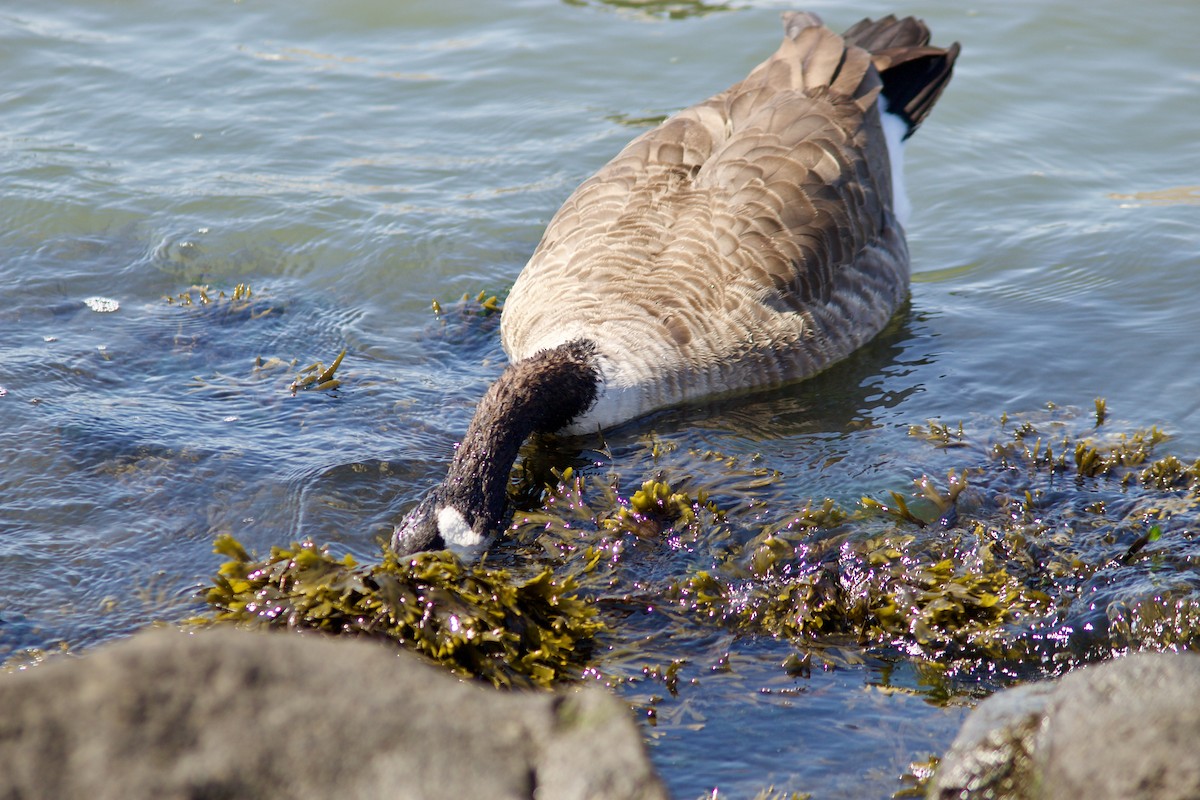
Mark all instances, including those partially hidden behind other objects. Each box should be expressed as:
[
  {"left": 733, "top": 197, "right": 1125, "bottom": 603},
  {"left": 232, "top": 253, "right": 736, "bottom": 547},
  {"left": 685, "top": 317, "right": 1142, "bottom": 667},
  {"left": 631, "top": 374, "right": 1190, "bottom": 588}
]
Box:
[{"left": 394, "top": 12, "right": 959, "bottom": 555}]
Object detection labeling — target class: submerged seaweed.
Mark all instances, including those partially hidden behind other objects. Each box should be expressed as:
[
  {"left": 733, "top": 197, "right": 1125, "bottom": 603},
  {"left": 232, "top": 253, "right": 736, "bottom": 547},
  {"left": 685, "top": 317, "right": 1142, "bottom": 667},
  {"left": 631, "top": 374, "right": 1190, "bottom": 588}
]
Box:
[
  {"left": 288, "top": 348, "right": 346, "bottom": 394},
  {"left": 431, "top": 289, "right": 505, "bottom": 319},
  {"left": 201, "top": 403, "right": 1200, "bottom": 695},
  {"left": 164, "top": 282, "right": 282, "bottom": 322},
  {"left": 668, "top": 409, "right": 1200, "bottom": 676},
  {"left": 562, "top": 0, "right": 738, "bottom": 22}
]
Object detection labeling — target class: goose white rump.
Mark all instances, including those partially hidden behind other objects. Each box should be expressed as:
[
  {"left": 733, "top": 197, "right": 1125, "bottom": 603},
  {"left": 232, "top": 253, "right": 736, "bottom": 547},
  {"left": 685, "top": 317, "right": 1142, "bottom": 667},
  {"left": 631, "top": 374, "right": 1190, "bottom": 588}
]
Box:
[{"left": 394, "top": 11, "right": 959, "bottom": 555}]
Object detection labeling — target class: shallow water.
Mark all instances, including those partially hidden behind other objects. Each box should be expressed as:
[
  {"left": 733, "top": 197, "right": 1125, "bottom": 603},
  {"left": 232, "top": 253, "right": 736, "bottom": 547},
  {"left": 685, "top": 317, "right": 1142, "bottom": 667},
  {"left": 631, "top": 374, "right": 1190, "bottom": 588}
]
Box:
[{"left": 2, "top": 0, "right": 1199, "bottom": 796}]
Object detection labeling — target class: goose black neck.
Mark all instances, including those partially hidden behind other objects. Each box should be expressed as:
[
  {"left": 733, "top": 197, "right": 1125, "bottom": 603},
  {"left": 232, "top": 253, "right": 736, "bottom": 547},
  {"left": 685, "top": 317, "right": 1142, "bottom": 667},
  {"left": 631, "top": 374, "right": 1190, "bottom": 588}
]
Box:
[{"left": 440, "top": 338, "right": 601, "bottom": 533}]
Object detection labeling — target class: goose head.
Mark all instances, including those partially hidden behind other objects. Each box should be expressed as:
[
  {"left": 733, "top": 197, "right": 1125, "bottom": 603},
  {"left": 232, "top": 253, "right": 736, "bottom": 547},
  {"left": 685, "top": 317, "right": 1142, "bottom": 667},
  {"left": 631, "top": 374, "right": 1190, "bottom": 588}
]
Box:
[
  {"left": 390, "top": 486, "right": 495, "bottom": 557},
  {"left": 391, "top": 339, "right": 601, "bottom": 557}
]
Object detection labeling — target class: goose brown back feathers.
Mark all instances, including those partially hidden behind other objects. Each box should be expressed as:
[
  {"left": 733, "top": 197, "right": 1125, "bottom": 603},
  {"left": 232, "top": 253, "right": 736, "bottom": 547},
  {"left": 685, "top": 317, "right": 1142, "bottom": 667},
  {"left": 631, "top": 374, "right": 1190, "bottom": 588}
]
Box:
[{"left": 501, "top": 12, "right": 959, "bottom": 433}]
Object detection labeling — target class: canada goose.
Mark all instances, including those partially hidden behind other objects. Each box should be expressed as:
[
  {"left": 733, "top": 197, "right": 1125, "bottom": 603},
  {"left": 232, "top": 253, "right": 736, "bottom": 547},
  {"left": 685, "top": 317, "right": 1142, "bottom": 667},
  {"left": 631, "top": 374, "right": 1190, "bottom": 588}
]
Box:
[{"left": 393, "top": 11, "right": 959, "bottom": 555}]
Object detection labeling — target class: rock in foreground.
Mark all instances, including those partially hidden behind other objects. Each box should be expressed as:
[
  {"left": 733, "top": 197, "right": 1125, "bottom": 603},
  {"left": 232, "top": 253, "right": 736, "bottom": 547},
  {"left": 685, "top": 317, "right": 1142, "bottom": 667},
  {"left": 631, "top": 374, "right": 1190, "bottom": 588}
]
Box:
[
  {"left": 929, "top": 652, "right": 1200, "bottom": 800},
  {"left": 0, "top": 627, "right": 667, "bottom": 800}
]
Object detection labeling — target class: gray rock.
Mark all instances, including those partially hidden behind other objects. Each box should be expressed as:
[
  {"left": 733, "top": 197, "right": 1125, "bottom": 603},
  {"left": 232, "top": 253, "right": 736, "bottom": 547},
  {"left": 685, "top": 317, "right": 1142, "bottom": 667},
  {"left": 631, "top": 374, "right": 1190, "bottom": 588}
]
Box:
[
  {"left": 0, "top": 627, "right": 668, "bottom": 800},
  {"left": 929, "top": 652, "right": 1200, "bottom": 800}
]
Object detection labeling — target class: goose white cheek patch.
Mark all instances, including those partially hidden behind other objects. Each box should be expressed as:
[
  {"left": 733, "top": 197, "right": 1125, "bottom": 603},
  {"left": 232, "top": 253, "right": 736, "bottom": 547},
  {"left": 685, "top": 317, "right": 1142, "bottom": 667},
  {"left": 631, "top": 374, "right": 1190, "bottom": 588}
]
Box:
[{"left": 437, "top": 506, "right": 488, "bottom": 555}]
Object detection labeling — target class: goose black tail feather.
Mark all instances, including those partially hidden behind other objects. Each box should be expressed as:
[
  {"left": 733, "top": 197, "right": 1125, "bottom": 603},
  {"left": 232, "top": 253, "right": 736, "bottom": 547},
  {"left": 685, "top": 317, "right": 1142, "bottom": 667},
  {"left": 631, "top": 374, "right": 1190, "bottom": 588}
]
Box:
[{"left": 842, "top": 15, "right": 961, "bottom": 138}]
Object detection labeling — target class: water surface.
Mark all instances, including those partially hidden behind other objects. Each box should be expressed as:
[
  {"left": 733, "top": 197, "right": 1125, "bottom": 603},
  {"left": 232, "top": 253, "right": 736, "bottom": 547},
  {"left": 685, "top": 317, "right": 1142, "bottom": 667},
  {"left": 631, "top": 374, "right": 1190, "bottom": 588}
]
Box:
[{"left": 2, "top": 1, "right": 1198, "bottom": 797}]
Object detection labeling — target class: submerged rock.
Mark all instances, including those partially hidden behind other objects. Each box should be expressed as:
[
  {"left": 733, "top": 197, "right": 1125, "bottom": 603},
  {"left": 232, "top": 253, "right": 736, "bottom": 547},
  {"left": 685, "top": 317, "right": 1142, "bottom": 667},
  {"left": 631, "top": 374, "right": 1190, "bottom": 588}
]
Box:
[
  {"left": 0, "top": 627, "right": 667, "bottom": 800},
  {"left": 929, "top": 652, "right": 1200, "bottom": 800}
]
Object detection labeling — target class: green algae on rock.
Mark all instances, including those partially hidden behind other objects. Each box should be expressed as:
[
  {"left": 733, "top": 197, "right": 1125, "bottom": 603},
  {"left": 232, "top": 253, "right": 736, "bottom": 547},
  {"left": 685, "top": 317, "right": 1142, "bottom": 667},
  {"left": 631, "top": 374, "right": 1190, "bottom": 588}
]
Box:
[{"left": 202, "top": 535, "right": 604, "bottom": 689}]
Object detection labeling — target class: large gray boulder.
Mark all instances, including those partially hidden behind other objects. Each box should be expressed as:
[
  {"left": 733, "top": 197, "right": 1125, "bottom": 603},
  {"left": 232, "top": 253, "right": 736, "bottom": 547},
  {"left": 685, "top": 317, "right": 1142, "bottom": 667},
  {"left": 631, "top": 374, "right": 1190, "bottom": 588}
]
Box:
[
  {"left": 929, "top": 651, "right": 1200, "bottom": 800},
  {"left": 0, "top": 627, "right": 667, "bottom": 800}
]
